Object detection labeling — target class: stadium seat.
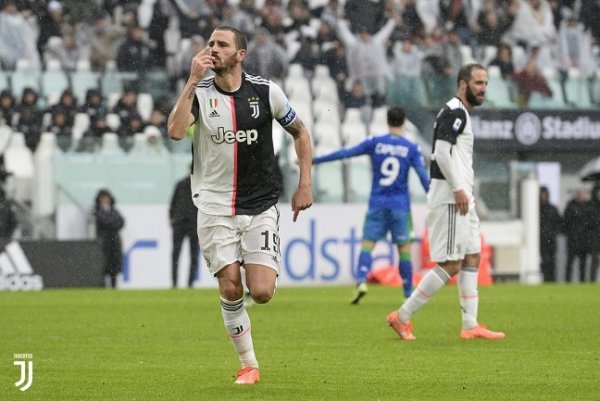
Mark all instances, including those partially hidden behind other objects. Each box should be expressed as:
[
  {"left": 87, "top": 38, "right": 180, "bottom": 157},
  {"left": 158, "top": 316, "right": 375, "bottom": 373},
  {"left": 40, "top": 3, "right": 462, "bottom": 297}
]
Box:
[
  {"left": 341, "top": 108, "right": 368, "bottom": 146},
  {"left": 101, "top": 71, "right": 124, "bottom": 98},
  {"left": 3, "top": 132, "right": 35, "bottom": 204},
  {"left": 71, "top": 70, "right": 100, "bottom": 105},
  {"left": 313, "top": 120, "right": 342, "bottom": 149},
  {"left": 137, "top": 0, "right": 156, "bottom": 29},
  {"left": 128, "top": 133, "right": 149, "bottom": 155},
  {"left": 386, "top": 75, "right": 429, "bottom": 108},
  {"left": 460, "top": 45, "right": 476, "bottom": 64},
  {"left": 564, "top": 68, "right": 593, "bottom": 109},
  {"left": 136, "top": 92, "right": 154, "bottom": 121},
  {"left": 72, "top": 113, "right": 90, "bottom": 141},
  {"left": 314, "top": 148, "right": 345, "bottom": 203},
  {"left": 0, "top": 70, "right": 9, "bottom": 92},
  {"left": 482, "top": 46, "right": 497, "bottom": 67},
  {"left": 11, "top": 69, "right": 41, "bottom": 96},
  {"left": 483, "top": 75, "right": 516, "bottom": 108},
  {"left": 41, "top": 70, "right": 70, "bottom": 100},
  {"left": 347, "top": 156, "right": 372, "bottom": 203},
  {"left": 312, "top": 97, "right": 340, "bottom": 125},
  {"left": 106, "top": 113, "right": 121, "bottom": 131},
  {"left": 99, "top": 132, "right": 126, "bottom": 156}
]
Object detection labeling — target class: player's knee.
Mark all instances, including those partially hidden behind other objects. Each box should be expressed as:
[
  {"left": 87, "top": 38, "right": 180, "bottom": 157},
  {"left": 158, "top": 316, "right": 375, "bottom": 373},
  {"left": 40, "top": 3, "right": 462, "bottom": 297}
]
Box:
[
  {"left": 250, "top": 286, "right": 274, "bottom": 304},
  {"left": 221, "top": 281, "right": 244, "bottom": 300}
]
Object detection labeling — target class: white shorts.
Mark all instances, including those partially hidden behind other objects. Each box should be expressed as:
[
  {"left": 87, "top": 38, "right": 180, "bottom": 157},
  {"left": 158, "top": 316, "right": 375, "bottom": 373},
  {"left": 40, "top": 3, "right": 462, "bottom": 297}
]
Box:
[
  {"left": 197, "top": 204, "right": 281, "bottom": 276},
  {"left": 427, "top": 203, "right": 481, "bottom": 263}
]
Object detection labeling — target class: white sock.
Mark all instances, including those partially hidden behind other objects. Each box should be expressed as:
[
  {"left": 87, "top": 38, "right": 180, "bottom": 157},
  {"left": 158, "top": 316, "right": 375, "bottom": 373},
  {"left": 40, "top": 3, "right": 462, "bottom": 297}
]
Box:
[
  {"left": 399, "top": 265, "right": 450, "bottom": 323},
  {"left": 458, "top": 267, "right": 479, "bottom": 329},
  {"left": 220, "top": 297, "right": 258, "bottom": 368}
]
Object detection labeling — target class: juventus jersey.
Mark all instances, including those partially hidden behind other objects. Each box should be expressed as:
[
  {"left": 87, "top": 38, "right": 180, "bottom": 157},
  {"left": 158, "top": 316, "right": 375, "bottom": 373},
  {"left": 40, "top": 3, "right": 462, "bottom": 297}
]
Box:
[
  {"left": 190, "top": 73, "right": 296, "bottom": 216},
  {"left": 428, "top": 97, "right": 475, "bottom": 207}
]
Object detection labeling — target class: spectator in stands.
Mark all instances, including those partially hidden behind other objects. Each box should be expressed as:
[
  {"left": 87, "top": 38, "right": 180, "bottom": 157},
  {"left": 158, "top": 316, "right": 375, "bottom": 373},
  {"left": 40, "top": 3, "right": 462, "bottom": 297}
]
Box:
[
  {"left": 47, "top": 107, "right": 73, "bottom": 151},
  {"left": 474, "top": 0, "right": 517, "bottom": 49},
  {"left": 581, "top": 0, "right": 600, "bottom": 45},
  {"left": 244, "top": 28, "right": 288, "bottom": 82},
  {"left": 439, "top": 0, "right": 480, "bottom": 46},
  {"left": 315, "top": 20, "right": 338, "bottom": 53},
  {"left": 260, "top": 0, "right": 287, "bottom": 39},
  {"left": 394, "top": 0, "right": 424, "bottom": 41},
  {"left": 415, "top": 0, "right": 440, "bottom": 35},
  {"left": 421, "top": 32, "right": 452, "bottom": 107},
  {"left": 539, "top": 186, "right": 562, "bottom": 282},
  {"left": 172, "top": 0, "right": 211, "bottom": 38},
  {"left": 44, "top": 30, "right": 79, "bottom": 71},
  {"left": 320, "top": 40, "right": 348, "bottom": 96},
  {"left": 146, "top": 108, "right": 168, "bottom": 139},
  {"left": 320, "top": 0, "right": 343, "bottom": 30},
  {"left": 556, "top": 8, "right": 597, "bottom": 106},
  {"left": 221, "top": 3, "right": 256, "bottom": 38},
  {"left": 147, "top": 0, "right": 170, "bottom": 68},
  {"left": 291, "top": 37, "right": 319, "bottom": 75},
  {"left": 512, "top": 44, "right": 553, "bottom": 106},
  {"left": 169, "top": 165, "right": 199, "bottom": 288},
  {"left": 390, "top": 38, "right": 425, "bottom": 106},
  {"left": 489, "top": 43, "right": 515, "bottom": 79},
  {"left": 337, "top": 13, "right": 400, "bottom": 107},
  {"left": 15, "top": 107, "right": 43, "bottom": 152},
  {"left": 0, "top": 0, "right": 41, "bottom": 70},
  {"left": 589, "top": 185, "right": 600, "bottom": 283},
  {"left": 87, "top": 10, "right": 125, "bottom": 71},
  {"left": 343, "top": 0, "right": 386, "bottom": 34},
  {"left": 112, "top": 88, "right": 138, "bottom": 121},
  {"left": 117, "top": 111, "right": 144, "bottom": 150},
  {"left": 287, "top": 0, "right": 312, "bottom": 32},
  {"left": 0, "top": 187, "right": 17, "bottom": 239},
  {"left": 144, "top": 126, "right": 168, "bottom": 155},
  {"left": 343, "top": 79, "right": 371, "bottom": 123},
  {"left": 504, "top": 0, "right": 556, "bottom": 65},
  {"left": 78, "top": 111, "right": 110, "bottom": 152},
  {"left": 179, "top": 35, "right": 206, "bottom": 80},
  {"left": 442, "top": 30, "right": 464, "bottom": 79},
  {"left": 563, "top": 188, "right": 593, "bottom": 282},
  {"left": 37, "top": 1, "right": 68, "bottom": 57},
  {"left": 93, "top": 188, "right": 125, "bottom": 289},
  {"left": 49, "top": 89, "right": 77, "bottom": 126},
  {"left": 116, "top": 25, "right": 152, "bottom": 73},
  {"left": 79, "top": 89, "right": 108, "bottom": 119},
  {"left": 0, "top": 90, "right": 15, "bottom": 126}
]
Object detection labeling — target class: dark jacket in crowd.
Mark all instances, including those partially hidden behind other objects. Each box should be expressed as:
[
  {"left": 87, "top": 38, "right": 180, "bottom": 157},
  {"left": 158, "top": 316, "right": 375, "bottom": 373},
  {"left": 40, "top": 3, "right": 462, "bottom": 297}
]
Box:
[
  {"left": 563, "top": 197, "right": 593, "bottom": 252},
  {"left": 589, "top": 185, "right": 600, "bottom": 252}
]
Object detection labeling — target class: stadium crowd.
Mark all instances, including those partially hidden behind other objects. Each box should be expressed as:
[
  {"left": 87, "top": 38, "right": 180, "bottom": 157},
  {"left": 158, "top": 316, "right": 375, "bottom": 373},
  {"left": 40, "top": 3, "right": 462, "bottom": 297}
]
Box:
[{"left": 0, "top": 0, "right": 599, "bottom": 154}]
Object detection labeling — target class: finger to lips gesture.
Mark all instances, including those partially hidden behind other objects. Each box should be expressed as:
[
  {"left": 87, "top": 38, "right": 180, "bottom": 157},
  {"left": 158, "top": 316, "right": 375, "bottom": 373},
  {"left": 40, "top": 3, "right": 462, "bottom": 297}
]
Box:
[{"left": 190, "top": 47, "right": 214, "bottom": 80}]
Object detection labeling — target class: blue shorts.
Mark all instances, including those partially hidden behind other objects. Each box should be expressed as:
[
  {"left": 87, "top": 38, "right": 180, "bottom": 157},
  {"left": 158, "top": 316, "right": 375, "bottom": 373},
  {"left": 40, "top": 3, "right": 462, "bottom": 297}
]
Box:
[{"left": 362, "top": 208, "right": 413, "bottom": 244}]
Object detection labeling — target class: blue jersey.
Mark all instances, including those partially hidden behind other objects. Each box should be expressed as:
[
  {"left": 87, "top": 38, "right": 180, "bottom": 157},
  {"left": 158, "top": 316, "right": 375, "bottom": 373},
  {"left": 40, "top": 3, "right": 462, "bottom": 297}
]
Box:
[{"left": 313, "top": 134, "right": 429, "bottom": 211}]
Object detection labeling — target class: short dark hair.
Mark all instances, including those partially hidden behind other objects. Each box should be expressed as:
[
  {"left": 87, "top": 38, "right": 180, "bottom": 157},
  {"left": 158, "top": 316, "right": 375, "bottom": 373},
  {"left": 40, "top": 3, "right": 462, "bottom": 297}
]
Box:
[
  {"left": 387, "top": 107, "right": 405, "bottom": 127},
  {"left": 457, "top": 63, "right": 486, "bottom": 87},
  {"left": 214, "top": 26, "right": 247, "bottom": 51}
]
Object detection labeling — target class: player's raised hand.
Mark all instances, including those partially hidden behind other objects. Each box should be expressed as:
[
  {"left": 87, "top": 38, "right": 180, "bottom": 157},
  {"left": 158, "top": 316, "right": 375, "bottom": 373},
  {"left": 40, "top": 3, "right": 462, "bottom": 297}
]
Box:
[
  {"left": 291, "top": 185, "right": 313, "bottom": 222},
  {"left": 190, "top": 47, "right": 214, "bottom": 81}
]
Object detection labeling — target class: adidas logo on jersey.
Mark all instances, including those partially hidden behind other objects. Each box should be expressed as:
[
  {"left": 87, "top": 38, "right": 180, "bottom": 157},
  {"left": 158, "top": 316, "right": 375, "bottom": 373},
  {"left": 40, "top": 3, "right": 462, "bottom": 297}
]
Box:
[{"left": 209, "top": 109, "right": 220, "bottom": 118}]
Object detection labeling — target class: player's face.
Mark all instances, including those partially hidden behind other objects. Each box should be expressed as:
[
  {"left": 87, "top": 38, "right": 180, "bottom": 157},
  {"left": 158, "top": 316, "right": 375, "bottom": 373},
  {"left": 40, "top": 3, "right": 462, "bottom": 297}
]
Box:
[
  {"left": 207, "top": 30, "right": 245, "bottom": 74},
  {"left": 465, "top": 68, "right": 488, "bottom": 107}
]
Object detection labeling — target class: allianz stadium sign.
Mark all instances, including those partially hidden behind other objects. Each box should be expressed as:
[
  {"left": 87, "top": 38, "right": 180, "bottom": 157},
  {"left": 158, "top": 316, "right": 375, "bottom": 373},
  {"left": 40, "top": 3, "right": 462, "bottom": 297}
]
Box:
[{"left": 470, "top": 110, "right": 600, "bottom": 151}]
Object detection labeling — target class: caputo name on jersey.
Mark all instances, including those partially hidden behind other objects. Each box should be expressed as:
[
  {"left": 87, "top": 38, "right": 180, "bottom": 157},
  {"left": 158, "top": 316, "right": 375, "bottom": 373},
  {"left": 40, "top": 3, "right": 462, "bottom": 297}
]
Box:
[
  {"left": 375, "top": 143, "right": 409, "bottom": 157},
  {"left": 212, "top": 127, "right": 259, "bottom": 144}
]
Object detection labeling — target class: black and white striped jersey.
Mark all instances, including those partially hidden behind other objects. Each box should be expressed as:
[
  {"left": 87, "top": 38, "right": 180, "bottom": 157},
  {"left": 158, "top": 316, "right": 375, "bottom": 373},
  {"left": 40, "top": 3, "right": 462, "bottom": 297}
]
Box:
[
  {"left": 428, "top": 97, "right": 475, "bottom": 207},
  {"left": 190, "top": 72, "right": 296, "bottom": 216}
]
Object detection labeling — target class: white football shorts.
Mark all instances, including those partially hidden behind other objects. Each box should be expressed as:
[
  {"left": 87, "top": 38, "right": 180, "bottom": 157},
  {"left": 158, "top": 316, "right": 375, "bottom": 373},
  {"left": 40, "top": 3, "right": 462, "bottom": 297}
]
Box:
[
  {"left": 427, "top": 203, "right": 481, "bottom": 263},
  {"left": 197, "top": 204, "right": 281, "bottom": 276}
]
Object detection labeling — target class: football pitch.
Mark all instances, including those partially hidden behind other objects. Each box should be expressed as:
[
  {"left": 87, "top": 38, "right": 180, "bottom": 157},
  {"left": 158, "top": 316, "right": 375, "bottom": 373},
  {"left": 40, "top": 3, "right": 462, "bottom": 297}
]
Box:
[{"left": 1, "top": 284, "right": 599, "bottom": 401}]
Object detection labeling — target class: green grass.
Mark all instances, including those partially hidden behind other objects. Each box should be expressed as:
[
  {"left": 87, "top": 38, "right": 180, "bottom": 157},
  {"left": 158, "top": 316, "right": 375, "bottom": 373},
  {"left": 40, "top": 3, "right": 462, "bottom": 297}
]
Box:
[{"left": 1, "top": 284, "right": 600, "bottom": 401}]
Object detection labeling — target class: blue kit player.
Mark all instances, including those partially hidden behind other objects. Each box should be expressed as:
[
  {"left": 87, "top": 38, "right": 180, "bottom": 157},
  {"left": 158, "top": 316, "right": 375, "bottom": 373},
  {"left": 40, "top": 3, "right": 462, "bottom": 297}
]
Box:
[{"left": 313, "top": 107, "right": 429, "bottom": 304}]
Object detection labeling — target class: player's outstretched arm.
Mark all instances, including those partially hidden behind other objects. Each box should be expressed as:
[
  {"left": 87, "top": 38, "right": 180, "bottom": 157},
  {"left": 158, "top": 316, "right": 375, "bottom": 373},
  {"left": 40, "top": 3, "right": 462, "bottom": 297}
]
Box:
[
  {"left": 286, "top": 118, "right": 313, "bottom": 222},
  {"left": 168, "top": 47, "right": 214, "bottom": 140}
]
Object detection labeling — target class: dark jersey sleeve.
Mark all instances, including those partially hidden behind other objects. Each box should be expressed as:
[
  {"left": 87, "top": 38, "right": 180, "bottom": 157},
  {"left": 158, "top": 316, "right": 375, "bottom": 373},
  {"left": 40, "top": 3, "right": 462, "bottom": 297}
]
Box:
[
  {"left": 191, "top": 95, "right": 200, "bottom": 123},
  {"left": 433, "top": 107, "right": 467, "bottom": 144}
]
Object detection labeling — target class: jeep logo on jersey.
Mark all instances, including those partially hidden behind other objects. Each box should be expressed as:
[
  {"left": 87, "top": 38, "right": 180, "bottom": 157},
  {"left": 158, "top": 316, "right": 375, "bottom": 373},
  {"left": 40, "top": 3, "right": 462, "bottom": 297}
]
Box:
[
  {"left": 249, "top": 98, "right": 260, "bottom": 119},
  {"left": 212, "top": 127, "right": 259, "bottom": 145}
]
